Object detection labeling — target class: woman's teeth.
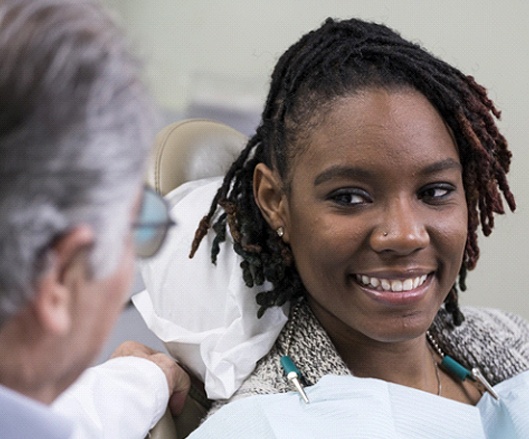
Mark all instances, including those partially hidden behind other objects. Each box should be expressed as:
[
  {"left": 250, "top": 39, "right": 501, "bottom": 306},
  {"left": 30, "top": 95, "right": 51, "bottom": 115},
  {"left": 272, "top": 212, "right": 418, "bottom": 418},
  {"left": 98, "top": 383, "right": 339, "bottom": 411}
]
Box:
[{"left": 356, "top": 274, "right": 428, "bottom": 292}]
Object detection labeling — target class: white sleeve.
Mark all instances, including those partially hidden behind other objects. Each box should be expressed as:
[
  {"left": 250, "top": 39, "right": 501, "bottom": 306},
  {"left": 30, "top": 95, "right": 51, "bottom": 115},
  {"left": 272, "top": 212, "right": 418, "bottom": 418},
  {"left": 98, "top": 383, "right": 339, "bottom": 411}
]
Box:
[{"left": 52, "top": 356, "right": 169, "bottom": 439}]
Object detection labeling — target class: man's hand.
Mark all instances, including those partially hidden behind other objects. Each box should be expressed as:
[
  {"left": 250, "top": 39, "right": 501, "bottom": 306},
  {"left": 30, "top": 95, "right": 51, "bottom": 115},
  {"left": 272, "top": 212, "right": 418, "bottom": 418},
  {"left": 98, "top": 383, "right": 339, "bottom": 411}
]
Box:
[{"left": 111, "top": 341, "right": 191, "bottom": 415}]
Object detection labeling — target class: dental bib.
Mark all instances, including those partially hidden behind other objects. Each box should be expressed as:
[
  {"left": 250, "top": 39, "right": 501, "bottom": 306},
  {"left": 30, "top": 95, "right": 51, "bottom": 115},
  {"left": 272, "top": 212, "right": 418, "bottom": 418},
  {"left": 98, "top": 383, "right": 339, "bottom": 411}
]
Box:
[
  {"left": 477, "top": 369, "right": 529, "bottom": 438},
  {"left": 189, "top": 371, "right": 529, "bottom": 439}
]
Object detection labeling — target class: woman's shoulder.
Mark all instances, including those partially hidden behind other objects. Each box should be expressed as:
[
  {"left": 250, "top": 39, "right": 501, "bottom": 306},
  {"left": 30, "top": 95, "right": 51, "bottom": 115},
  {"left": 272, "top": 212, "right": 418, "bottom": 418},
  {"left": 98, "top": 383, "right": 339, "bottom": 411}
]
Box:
[
  {"left": 463, "top": 306, "right": 529, "bottom": 329},
  {"left": 432, "top": 306, "right": 529, "bottom": 384}
]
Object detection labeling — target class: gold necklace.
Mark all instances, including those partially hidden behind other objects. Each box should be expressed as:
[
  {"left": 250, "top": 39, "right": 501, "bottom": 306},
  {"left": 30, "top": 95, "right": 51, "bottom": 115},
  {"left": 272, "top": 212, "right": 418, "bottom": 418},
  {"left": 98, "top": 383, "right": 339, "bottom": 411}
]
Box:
[{"left": 427, "top": 342, "right": 442, "bottom": 396}]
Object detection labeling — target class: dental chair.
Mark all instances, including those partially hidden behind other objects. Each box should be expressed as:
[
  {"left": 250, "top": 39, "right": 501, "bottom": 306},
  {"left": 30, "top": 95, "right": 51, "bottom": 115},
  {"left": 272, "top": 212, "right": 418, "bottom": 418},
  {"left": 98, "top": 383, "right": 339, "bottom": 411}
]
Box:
[
  {"left": 147, "top": 118, "right": 248, "bottom": 196},
  {"left": 145, "top": 119, "right": 248, "bottom": 438}
]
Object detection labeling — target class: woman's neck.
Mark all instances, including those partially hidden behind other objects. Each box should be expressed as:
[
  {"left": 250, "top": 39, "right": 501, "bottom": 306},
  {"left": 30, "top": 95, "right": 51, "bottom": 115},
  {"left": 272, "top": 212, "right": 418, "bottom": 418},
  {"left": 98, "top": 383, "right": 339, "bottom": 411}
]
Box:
[
  {"left": 303, "top": 297, "right": 482, "bottom": 404},
  {"left": 329, "top": 323, "right": 438, "bottom": 393}
]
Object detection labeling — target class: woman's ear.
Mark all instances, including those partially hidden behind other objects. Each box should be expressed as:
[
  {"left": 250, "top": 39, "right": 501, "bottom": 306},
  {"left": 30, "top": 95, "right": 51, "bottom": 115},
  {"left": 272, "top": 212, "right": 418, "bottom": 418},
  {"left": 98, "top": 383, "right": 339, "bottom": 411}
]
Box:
[
  {"left": 33, "top": 226, "right": 94, "bottom": 335},
  {"left": 253, "top": 163, "right": 289, "bottom": 241}
]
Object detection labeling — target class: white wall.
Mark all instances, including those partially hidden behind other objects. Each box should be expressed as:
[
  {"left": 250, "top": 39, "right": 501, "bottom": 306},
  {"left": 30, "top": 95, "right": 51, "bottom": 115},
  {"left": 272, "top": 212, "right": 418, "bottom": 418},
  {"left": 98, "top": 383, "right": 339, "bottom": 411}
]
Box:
[{"left": 104, "top": 0, "right": 529, "bottom": 319}]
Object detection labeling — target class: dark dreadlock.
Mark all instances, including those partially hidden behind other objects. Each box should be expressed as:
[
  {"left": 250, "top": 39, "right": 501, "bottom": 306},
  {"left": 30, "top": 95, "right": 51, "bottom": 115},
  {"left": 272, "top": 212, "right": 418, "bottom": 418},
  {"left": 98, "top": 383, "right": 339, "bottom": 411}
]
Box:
[{"left": 190, "top": 17, "right": 515, "bottom": 325}]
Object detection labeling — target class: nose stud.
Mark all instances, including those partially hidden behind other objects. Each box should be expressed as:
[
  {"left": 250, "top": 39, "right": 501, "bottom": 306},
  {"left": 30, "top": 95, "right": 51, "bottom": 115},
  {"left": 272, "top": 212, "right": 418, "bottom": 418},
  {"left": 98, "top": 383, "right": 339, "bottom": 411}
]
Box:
[{"left": 383, "top": 231, "right": 388, "bottom": 237}]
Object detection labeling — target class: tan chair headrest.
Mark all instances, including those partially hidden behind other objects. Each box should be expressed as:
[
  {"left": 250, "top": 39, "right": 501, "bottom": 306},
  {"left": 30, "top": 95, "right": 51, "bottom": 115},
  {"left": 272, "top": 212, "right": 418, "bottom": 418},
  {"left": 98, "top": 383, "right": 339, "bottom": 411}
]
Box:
[{"left": 147, "top": 118, "right": 248, "bottom": 196}]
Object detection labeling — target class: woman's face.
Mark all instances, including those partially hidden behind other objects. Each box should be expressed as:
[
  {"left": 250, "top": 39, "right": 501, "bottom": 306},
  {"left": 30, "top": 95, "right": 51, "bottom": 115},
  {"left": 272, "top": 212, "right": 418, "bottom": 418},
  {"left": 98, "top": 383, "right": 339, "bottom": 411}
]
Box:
[{"left": 280, "top": 87, "right": 467, "bottom": 344}]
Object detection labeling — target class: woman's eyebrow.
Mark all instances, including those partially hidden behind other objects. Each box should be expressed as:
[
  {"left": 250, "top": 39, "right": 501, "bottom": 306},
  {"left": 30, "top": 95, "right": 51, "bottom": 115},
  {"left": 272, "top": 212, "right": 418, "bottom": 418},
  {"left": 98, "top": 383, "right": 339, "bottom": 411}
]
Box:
[
  {"left": 314, "top": 158, "right": 462, "bottom": 186},
  {"left": 314, "top": 166, "right": 374, "bottom": 186},
  {"left": 419, "top": 158, "right": 462, "bottom": 175}
]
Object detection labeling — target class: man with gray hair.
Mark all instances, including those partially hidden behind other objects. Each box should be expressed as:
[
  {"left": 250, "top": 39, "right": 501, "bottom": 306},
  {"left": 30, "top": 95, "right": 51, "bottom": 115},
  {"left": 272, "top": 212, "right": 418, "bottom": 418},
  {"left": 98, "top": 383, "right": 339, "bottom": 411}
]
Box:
[{"left": 0, "top": 0, "right": 189, "bottom": 436}]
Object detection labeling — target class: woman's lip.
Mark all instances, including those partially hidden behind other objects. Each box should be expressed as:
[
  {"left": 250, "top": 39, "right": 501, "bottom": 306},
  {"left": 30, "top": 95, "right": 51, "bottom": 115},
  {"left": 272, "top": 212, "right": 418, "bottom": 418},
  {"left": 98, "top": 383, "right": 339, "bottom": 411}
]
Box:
[
  {"left": 356, "top": 274, "right": 433, "bottom": 306},
  {"left": 355, "top": 269, "right": 434, "bottom": 279}
]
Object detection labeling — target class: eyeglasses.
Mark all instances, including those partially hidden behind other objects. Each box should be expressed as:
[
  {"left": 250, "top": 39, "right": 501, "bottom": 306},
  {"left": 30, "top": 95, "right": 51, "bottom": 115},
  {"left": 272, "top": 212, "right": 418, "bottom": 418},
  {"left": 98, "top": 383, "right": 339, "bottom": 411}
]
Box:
[{"left": 132, "top": 186, "right": 175, "bottom": 258}]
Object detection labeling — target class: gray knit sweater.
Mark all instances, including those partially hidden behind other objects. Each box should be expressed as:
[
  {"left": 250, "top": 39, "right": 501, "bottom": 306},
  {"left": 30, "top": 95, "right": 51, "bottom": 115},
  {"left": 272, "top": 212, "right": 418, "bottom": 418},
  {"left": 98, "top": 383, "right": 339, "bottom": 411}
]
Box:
[{"left": 213, "top": 300, "right": 529, "bottom": 410}]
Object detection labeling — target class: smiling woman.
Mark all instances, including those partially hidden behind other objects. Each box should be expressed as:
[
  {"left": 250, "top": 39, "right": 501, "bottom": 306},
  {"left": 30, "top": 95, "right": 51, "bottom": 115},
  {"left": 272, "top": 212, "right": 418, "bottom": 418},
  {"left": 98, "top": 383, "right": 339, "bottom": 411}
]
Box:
[
  {"left": 275, "top": 89, "right": 469, "bottom": 366},
  {"left": 147, "top": 16, "right": 528, "bottom": 438}
]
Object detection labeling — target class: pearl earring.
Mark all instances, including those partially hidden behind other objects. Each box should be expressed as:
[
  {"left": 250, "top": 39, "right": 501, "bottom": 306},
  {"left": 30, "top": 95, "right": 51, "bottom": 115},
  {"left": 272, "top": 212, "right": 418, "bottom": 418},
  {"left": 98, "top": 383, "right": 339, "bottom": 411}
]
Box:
[{"left": 276, "top": 226, "right": 284, "bottom": 238}]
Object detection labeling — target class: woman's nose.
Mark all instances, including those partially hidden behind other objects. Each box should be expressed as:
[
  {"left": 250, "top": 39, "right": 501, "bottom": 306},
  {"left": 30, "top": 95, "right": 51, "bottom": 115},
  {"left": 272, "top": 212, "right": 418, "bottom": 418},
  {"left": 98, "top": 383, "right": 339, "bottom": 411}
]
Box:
[{"left": 370, "top": 198, "right": 430, "bottom": 255}]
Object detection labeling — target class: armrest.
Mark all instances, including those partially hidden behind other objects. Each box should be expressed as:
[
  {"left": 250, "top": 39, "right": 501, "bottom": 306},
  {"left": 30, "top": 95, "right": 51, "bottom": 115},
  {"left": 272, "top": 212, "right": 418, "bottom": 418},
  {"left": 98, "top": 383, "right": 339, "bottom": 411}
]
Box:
[{"left": 147, "top": 379, "right": 211, "bottom": 439}]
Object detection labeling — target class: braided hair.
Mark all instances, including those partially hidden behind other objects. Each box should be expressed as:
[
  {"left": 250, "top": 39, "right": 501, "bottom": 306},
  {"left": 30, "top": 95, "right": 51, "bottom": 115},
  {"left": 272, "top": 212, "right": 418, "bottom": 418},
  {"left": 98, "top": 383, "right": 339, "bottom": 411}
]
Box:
[{"left": 190, "top": 17, "right": 515, "bottom": 325}]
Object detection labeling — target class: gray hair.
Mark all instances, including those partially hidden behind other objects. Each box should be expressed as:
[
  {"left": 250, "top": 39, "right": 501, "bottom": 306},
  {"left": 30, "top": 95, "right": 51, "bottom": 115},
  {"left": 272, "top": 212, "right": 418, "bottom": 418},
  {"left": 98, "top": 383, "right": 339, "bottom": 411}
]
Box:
[{"left": 0, "top": 0, "right": 158, "bottom": 324}]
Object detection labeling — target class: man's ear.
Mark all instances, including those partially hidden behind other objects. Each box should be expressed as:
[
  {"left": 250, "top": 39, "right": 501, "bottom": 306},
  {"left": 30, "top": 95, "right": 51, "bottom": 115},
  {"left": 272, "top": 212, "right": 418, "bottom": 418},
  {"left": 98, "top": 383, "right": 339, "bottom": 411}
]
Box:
[
  {"left": 253, "top": 163, "right": 290, "bottom": 241},
  {"left": 33, "top": 226, "right": 94, "bottom": 335}
]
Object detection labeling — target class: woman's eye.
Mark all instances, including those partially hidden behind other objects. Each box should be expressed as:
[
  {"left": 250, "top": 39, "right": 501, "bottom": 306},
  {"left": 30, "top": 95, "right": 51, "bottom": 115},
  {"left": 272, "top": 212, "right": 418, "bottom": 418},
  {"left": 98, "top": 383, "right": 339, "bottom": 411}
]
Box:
[
  {"left": 419, "top": 184, "right": 454, "bottom": 202},
  {"left": 330, "top": 189, "right": 370, "bottom": 206}
]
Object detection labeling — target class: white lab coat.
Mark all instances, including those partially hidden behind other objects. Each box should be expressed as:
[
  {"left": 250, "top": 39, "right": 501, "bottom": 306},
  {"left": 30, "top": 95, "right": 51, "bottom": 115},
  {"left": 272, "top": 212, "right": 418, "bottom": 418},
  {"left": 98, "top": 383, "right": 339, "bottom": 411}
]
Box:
[{"left": 53, "top": 356, "right": 168, "bottom": 438}]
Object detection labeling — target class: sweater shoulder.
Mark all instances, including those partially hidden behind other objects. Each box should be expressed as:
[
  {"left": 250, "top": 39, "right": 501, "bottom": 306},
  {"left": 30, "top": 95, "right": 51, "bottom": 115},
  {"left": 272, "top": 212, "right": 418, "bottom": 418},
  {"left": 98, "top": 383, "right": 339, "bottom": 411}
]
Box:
[{"left": 432, "top": 306, "right": 529, "bottom": 384}]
